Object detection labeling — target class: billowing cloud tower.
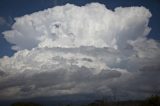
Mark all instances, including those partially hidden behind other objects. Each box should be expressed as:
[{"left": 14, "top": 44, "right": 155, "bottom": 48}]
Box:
[{"left": 0, "top": 3, "right": 160, "bottom": 100}]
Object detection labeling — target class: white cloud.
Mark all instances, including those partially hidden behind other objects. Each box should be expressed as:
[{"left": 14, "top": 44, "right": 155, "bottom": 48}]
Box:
[
  {"left": 0, "top": 3, "right": 160, "bottom": 100},
  {"left": 3, "top": 3, "right": 151, "bottom": 50}
]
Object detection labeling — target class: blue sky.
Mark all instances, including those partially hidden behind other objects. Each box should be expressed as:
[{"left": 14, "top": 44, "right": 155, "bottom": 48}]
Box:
[{"left": 0, "top": 0, "right": 160, "bottom": 57}]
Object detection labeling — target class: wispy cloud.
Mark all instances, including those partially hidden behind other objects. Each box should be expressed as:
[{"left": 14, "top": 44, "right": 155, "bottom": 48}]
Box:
[{"left": 0, "top": 17, "right": 6, "bottom": 26}]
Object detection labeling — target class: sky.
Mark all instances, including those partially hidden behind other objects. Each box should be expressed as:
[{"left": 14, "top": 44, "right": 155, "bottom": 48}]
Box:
[{"left": 0, "top": 0, "right": 160, "bottom": 104}]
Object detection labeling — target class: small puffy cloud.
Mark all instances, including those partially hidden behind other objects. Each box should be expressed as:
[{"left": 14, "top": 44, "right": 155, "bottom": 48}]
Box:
[{"left": 0, "top": 3, "right": 160, "bottom": 100}]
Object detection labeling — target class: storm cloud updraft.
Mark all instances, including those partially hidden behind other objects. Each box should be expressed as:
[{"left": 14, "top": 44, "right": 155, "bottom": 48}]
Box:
[{"left": 0, "top": 3, "right": 160, "bottom": 100}]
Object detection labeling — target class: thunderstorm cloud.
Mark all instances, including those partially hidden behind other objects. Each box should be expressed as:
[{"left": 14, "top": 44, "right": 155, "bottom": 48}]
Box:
[{"left": 0, "top": 3, "right": 160, "bottom": 100}]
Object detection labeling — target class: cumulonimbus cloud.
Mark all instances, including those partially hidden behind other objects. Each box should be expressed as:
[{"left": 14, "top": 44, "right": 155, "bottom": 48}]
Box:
[{"left": 0, "top": 3, "right": 160, "bottom": 100}]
